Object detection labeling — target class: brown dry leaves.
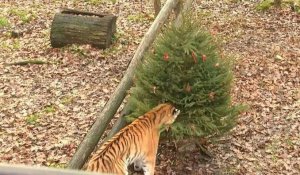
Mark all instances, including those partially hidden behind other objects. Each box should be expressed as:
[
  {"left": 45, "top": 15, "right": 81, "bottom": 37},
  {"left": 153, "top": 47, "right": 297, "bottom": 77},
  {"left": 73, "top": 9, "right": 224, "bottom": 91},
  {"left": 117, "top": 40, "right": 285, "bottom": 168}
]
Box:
[
  {"left": 0, "top": 0, "right": 152, "bottom": 167},
  {"left": 0, "top": 0, "right": 299, "bottom": 174},
  {"left": 196, "top": 0, "right": 300, "bottom": 174}
]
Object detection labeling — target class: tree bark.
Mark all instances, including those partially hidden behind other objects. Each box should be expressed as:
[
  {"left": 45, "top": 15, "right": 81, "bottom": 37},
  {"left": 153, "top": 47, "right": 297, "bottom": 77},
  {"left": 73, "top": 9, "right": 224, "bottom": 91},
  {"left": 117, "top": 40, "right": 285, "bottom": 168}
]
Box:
[
  {"left": 174, "top": 0, "right": 193, "bottom": 28},
  {"left": 50, "top": 9, "right": 116, "bottom": 49},
  {"left": 67, "top": 0, "right": 179, "bottom": 170}
]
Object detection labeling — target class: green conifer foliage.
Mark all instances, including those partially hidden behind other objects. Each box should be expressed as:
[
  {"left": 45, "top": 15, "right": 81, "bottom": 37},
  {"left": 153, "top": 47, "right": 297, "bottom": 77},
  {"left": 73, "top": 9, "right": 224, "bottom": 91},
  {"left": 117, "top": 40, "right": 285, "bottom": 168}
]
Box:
[{"left": 126, "top": 17, "right": 246, "bottom": 139}]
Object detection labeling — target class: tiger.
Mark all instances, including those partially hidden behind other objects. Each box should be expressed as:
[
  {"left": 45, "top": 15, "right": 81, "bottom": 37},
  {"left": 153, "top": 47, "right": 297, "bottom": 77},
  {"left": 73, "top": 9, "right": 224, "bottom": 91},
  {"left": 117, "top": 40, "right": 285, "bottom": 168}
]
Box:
[{"left": 85, "top": 103, "right": 180, "bottom": 175}]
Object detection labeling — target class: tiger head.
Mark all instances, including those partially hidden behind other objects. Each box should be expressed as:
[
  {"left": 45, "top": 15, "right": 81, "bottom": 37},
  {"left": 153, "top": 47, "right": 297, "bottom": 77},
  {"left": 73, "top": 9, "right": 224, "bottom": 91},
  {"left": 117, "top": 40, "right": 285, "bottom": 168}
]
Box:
[{"left": 150, "top": 103, "right": 180, "bottom": 127}]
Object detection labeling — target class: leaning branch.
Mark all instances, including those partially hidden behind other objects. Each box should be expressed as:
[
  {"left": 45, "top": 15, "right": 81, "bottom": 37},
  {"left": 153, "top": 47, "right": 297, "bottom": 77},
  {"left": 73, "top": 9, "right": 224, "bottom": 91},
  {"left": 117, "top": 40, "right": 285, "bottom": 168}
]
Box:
[{"left": 67, "top": 0, "right": 179, "bottom": 169}]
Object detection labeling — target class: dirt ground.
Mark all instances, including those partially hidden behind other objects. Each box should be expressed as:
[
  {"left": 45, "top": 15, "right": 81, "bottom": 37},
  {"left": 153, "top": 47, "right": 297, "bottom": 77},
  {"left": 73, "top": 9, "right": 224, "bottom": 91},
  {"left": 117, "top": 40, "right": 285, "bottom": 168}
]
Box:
[{"left": 0, "top": 0, "right": 299, "bottom": 174}]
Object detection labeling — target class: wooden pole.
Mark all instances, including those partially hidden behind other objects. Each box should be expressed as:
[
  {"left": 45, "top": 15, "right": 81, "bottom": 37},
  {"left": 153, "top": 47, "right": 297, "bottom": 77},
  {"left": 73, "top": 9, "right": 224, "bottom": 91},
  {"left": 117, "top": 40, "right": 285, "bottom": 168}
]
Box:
[
  {"left": 67, "top": 0, "right": 179, "bottom": 169},
  {"left": 104, "top": 105, "right": 130, "bottom": 140}
]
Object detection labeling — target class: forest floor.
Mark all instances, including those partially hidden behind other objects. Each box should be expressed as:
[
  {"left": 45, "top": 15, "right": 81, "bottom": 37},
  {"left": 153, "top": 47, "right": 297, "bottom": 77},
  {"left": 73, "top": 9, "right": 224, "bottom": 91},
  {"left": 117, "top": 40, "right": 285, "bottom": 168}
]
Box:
[{"left": 0, "top": 0, "right": 299, "bottom": 174}]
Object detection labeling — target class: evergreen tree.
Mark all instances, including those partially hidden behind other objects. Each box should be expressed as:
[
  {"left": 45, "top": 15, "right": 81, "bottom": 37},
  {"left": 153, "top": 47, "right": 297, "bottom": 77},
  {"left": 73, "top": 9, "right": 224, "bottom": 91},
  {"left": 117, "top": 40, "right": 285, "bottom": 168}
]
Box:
[{"left": 126, "top": 17, "right": 246, "bottom": 139}]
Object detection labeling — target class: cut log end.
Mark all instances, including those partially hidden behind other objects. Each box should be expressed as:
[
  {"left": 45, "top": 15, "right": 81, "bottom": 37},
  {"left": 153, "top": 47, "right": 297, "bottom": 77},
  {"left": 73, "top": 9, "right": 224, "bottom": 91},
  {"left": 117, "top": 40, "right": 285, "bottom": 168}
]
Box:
[{"left": 50, "top": 9, "right": 117, "bottom": 49}]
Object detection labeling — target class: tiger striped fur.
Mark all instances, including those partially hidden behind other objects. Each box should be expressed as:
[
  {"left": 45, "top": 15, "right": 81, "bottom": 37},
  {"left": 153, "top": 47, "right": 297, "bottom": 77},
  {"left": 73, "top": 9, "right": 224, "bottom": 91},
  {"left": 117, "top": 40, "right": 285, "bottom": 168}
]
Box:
[{"left": 85, "top": 103, "right": 180, "bottom": 175}]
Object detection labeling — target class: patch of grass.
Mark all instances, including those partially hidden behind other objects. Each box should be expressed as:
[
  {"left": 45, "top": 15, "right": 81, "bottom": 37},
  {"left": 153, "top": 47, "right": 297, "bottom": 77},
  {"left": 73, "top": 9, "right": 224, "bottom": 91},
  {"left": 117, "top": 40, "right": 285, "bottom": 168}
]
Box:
[
  {"left": 254, "top": 162, "right": 263, "bottom": 172},
  {"left": 197, "top": 10, "right": 213, "bottom": 19},
  {"left": 84, "top": 0, "right": 116, "bottom": 5},
  {"left": 256, "top": 0, "right": 300, "bottom": 12},
  {"left": 41, "top": 29, "right": 50, "bottom": 38},
  {"left": 221, "top": 166, "right": 239, "bottom": 175},
  {"left": 111, "top": 32, "right": 120, "bottom": 43},
  {"left": 286, "top": 0, "right": 300, "bottom": 13},
  {"left": 274, "top": 54, "right": 284, "bottom": 61},
  {"left": 61, "top": 95, "right": 74, "bottom": 105},
  {"left": 69, "top": 45, "right": 87, "bottom": 57},
  {"left": 0, "top": 39, "right": 21, "bottom": 50},
  {"left": 43, "top": 105, "right": 56, "bottom": 113},
  {"left": 86, "top": 0, "right": 103, "bottom": 5},
  {"left": 225, "top": 0, "right": 243, "bottom": 3},
  {"left": 47, "top": 162, "right": 67, "bottom": 169},
  {"left": 0, "top": 16, "right": 10, "bottom": 28},
  {"left": 256, "top": 0, "right": 274, "bottom": 11},
  {"left": 25, "top": 113, "right": 39, "bottom": 125},
  {"left": 103, "top": 45, "right": 120, "bottom": 56},
  {"left": 127, "top": 13, "right": 154, "bottom": 23},
  {"left": 285, "top": 138, "right": 294, "bottom": 147},
  {"left": 9, "top": 8, "right": 36, "bottom": 23},
  {"left": 12, "top": 39, "right": 21, "bottom": 49},
  {"left": 266, "top": 140, "right": 279, "bottom": 163},
  {"left": 127, "top": 14, "right": 143, "bottom": 22},
  {"left": 0, "top": 42, "right": 11, "bottom": 51}
]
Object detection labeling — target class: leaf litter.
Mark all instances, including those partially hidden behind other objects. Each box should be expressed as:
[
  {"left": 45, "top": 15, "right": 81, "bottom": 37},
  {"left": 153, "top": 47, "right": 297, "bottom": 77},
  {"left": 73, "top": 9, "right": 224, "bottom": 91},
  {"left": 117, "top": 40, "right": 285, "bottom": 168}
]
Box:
[{"left": 0, "top": 0, "right": 299, "bottom": 174}]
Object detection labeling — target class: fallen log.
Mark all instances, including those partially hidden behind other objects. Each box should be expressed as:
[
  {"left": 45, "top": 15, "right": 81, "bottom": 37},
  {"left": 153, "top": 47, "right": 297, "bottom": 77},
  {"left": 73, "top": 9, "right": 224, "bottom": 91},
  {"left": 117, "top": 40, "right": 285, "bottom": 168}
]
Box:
[{"left": 50, "top": 8, "right": 116, "bottom": 49}]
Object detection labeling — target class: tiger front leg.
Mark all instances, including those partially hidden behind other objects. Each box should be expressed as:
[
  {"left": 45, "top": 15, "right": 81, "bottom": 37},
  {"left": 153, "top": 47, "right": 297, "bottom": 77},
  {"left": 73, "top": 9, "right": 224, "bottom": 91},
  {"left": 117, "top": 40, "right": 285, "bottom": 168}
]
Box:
[{"left": 142, "top": 156, "right": 156, "bottom": 175}]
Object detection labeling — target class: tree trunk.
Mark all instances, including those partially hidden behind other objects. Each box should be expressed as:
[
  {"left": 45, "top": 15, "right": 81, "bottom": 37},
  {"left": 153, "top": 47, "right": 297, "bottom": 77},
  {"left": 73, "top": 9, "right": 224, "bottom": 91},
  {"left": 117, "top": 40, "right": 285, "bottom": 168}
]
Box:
[
  {"left": 50, "top": 9, "right": 116, "bottom": 49},
  {"left": 174, "top": 0, "right": 193, "bottom": 27},
  {"left": 67, "top": 0, "right": 179, "bottom": 170}
]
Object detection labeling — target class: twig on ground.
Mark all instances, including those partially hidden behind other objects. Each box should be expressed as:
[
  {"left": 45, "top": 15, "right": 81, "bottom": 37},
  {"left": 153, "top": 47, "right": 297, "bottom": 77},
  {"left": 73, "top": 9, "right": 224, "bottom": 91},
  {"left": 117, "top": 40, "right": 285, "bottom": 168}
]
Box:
[{"left": 5, "top": 60, "right": 50, "bottom": 66}]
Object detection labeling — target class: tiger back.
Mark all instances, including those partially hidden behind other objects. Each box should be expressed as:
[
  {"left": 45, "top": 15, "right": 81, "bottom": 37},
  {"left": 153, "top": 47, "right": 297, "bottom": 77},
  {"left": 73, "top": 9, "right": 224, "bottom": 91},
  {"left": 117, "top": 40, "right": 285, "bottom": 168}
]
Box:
[{"left": 85, "top": 103, "right": 180, "bottom": 175}]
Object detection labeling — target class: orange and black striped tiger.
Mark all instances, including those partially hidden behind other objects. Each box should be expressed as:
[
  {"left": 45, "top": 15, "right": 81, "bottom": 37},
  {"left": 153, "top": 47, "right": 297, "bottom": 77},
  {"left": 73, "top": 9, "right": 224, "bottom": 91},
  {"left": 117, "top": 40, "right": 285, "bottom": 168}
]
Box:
[{"left": 85, "top": 103, "right": 180, "bottom": 175}]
